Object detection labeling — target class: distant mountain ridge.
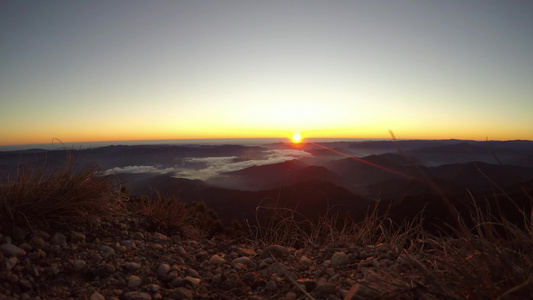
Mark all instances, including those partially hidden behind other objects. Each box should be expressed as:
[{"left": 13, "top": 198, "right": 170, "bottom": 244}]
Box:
[{"left": 2, "top": 139, "right": 532, "bottom": 231}]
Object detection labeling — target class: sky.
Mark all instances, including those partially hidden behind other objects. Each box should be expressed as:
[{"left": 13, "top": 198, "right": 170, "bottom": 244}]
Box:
[{"left": 1, "top": 0, "right": 532, "bottom": 146}]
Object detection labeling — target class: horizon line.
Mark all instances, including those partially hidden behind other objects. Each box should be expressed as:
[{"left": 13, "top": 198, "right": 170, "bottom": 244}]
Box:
[{"left": 1, "top": 137, "right": 532, "bottom": 152}]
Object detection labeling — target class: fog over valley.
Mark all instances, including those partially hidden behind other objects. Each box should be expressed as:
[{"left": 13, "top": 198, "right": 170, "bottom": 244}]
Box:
[{"left": 1, "top": 139, "right": 532, "bottom": 231}]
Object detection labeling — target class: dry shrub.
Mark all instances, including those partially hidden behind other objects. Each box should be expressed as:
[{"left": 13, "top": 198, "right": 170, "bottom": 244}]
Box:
[
  {"left": 249, "top": 200, "right": 422, "bottom": 250},
  {"left": 137, "top": 193, "right": 200, "bottom": 239},
  {"left": 0, "top": 158, "right": 120, "bottom": 230}
]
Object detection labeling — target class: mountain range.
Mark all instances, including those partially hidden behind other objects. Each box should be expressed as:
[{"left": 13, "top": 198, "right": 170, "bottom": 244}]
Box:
[{"left": 1, "top": 139, "right": 532, "bottom": 232}]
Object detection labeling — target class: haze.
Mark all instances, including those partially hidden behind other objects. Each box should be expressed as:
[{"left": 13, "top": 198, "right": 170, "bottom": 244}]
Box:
[{"left": 1, "top": 1, "right": 532, "bottom": 146}]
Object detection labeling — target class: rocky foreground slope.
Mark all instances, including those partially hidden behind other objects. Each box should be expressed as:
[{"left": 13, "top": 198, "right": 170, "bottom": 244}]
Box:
[{"left": 0, "top": 212, "right": 419, "bottom": 300}]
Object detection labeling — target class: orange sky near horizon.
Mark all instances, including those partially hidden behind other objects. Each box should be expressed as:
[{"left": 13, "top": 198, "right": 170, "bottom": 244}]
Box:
[{"left": 1, "top": 1, "right": 532, "bottom": 147}]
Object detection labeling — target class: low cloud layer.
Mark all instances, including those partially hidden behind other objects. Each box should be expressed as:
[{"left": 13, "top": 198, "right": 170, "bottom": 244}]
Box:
[
  {"left": 104, "top": 149, "right": 313, "bottom": 180},
  {"left": 104, "top": 165, "right": 176, "bottom": 175}
]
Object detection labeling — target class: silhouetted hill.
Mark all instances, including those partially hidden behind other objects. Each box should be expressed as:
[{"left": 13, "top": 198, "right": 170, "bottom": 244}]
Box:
[
  {"left": 426, "top": 161, "right": 533, "bottom": 192},
  {"left": 325, "top": 154, "right": 420, "bottom": 191},
  {"left": 114, "top": 173, "right": 372, "bottom": 224},
  {"left": 205, "top": 159, "right": 343, "bottom": 191},
  {"left": 366, "top": 178, "right": 467, "bottom": 200},
  {"left": 406, "top": 142, "right": 531, "bottom": 166}
]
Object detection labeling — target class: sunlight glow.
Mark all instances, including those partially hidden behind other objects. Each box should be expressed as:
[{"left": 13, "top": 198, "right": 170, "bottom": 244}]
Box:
[{"left": 292, "top": 133, "right": 302, "bottom": 144}]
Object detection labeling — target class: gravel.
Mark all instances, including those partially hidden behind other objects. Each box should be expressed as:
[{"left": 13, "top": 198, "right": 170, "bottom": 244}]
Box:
[{"left": 0, "top": 213, "right": 418, "bottom": 299}]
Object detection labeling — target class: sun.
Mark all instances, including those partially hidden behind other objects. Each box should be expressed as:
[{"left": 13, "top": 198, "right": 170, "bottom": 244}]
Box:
[{"left": 291, "top": 132, "right": 302, "bottom": 144}]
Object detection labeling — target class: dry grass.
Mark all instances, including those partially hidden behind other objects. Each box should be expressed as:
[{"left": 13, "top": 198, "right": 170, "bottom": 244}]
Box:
[
  {"left": 0, "top": 157, "right": 121, "bottom": 230},
  {"left": 399, "top": 203, "right": 533, "bottom": 299},
  {"left": 249, "top": 200, "right": 423, "bottom": 251},
  {"left": 130, "top": 193, "right": 201, "bottom": 239},
  {"left": 250, "top": 194, "right": 533, "bottom": 299},
  {"left": 129, "top": 194, "right": 228, "bottom": 239}
]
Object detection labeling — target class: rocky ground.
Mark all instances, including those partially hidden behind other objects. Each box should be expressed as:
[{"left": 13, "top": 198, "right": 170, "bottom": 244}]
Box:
[{"left": 0, "top": 212, "right": 420, "bottom": 300}]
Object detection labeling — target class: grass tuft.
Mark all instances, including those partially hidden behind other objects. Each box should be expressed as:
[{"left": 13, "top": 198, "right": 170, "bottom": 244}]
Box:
[{"left": 0, "top": 157, "right": 121, "bottom": 230}]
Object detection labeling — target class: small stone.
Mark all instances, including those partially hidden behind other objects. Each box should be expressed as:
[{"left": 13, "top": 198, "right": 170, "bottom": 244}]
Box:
[
  {"left": 297, "top": 279, "right": 318, "bottom": 291},
  {"left": 113, "top": 289, "right": 123, "bottom": 296},
  {"left": 116, "top": 245, "right": 127, "bottom": 253},
  {"left": 124, "top": 262, "right": 141, "bottom": 272},
  {"left": 20, "top": 293, "right": 33, "bottom": 300},
  {"left": 132, "top": 232, "right": 145, "bottom": 240},
  {"left": 195, "top": 250, "right": 208, "bottom": 261},
  {"left": 186, "top": 268, "right": 199, "bottom": 278},
  {"left": 72, "top": 259, "right": 87, "bottom": 272},
  {"left": 124, "top": 291, "right": 152, "bottom": 300},
  {"left": 149, "top": 284, "right": 161, "bottom": 292},
  {"left": 5, "top": 257, "right": 18, "bottom": 270},
  {"left": 184, "top": 276, "right": 201, "bottom": 287},
  {"left": 157, "top": 263, "right": 171, "bottom": 276},
  {"left": 171, "top": 235, "right": 181, "bottom": 244},
  {"left": 176, "top": 245, "right": 187, "bottom": 256},
  {"left": 121, "top": 240, "right": 137, "bottom": 250},
  {"left": 331, "top": 251, "right": 349, "bottom": 267},
  {"left": 70, "top": 231, "right": 86, "bottom": 243},
  {"left": 128, "top": 275, "right": 142, "bottom": 288},
  {"left": 156, "top": 238, "right": 171, "bottom": 246},
  {"left": 36, "top": 249, "right": 46, "bottom": 258},
  {"left": 285, "top": 291, "right": 297, "bottom": 300},
  {"left": 173, "top": 287, "right": 193, "bottom": 300},
  {"left": 314, "top": 283, "right": 338, "bottom": 296},
  {"left": 99, "top": 245, "right": 116, "bottom": 257},
  {"left": 154, "top": 232, "right": 167, "bottom": 239},
  {"left": 267, "top": 262, "right": 287, "bottom": 276},
  {"left": 266, "top": 280, "right": 277, "bottom": 291},
  {"left": 211, "top": 274, "right": 222, "bottom": 285},
  {"left": 18, "top": 278, "right": 32, "bottom": 289},
  {"left": 49, "top": 263, "right": 61, "bottom": 275},
  {"left": 7, "top": 272, "right": 19, "bottom": 283},
  {"left": 0, "top": 243, "right": 27, "bottom": 257},
  {"left": 170, "top": 277, "right": 183, "bottom": 287},
  {"left": 50, "top": 233, "right": 67, "bottom": 246},
  {"left": 237, "top": 247, "right": 257, "bottom": 256},
  {"left": 232, "top": 257, "right": 251, "bottom": 266},
  {"left": 90, "top": 292, "right": 106, "bottom": 300},
  {"left": 242, "top": 272, "right": 256, "bottom": 285},
  {"left": 33, "top": 230, "right": 51, "bottom": 240},
  {"left": 208, "top": 254, "right": 226, "bottom": 265},
  {"left": 18, "top": 243, "right": 32, "bottom": 251},
  {"left": 300, "top": 255, "right": 313, "bottom": 267},
  {"left": 262, "top": 245, "right": 287, "bottom": 259},
  {"left": 29, "top": 236, "right": 46, "bottom": 249}
]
